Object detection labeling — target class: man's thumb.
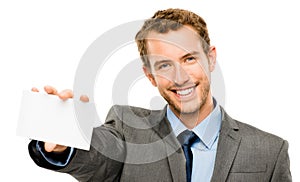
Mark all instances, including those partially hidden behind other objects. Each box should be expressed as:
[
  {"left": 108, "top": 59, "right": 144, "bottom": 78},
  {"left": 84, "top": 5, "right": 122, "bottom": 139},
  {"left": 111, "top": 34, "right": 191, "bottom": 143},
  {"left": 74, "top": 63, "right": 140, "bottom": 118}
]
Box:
[{"left": 44, "top": 142, "right": 56, "bottom": 152}]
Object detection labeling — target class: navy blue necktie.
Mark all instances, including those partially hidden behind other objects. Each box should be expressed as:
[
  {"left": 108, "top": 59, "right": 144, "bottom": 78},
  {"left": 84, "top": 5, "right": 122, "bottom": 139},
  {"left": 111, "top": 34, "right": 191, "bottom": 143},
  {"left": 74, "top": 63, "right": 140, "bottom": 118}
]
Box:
[{"left": 177, "top": 130, "right": 199, "bottom": 182}]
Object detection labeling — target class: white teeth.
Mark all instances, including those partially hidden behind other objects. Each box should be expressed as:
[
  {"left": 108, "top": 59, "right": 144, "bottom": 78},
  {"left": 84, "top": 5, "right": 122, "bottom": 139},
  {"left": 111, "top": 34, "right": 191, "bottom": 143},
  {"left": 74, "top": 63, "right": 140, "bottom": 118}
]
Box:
[{"left": 176, "top": 88, "right": 193, "bottom": 96}]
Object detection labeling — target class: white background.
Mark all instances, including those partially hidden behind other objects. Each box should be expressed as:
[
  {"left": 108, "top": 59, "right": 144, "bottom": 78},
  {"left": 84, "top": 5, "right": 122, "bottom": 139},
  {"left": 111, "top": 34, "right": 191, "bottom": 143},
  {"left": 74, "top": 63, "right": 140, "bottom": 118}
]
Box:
[{"left": 1, "top": 0, "right": 299, "bottom": 181}]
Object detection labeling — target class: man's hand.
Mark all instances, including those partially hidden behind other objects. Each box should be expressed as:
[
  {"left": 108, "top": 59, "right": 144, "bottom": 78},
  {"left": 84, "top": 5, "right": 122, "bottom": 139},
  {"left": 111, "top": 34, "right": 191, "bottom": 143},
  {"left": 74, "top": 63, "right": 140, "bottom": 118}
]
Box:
[{"left": 31, "top": 85, "right": 89, "bottom": 153}]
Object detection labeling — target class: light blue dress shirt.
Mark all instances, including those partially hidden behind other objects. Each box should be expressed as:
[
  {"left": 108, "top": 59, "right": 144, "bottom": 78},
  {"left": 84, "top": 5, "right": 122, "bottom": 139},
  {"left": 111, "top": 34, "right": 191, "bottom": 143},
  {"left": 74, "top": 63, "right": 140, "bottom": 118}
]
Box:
[{"left": 167, "top": 100, "right": 222, "bottom": 182}]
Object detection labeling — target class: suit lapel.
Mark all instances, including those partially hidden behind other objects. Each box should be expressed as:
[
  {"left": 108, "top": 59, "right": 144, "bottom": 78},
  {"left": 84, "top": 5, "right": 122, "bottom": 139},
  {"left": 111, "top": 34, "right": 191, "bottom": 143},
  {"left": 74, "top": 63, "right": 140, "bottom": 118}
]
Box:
[
  {"left": 210, "top": 108, "right": 242, "bottom": 182},
  {"left": 150, "top": 107, "right": 187, "bottom": 182}
]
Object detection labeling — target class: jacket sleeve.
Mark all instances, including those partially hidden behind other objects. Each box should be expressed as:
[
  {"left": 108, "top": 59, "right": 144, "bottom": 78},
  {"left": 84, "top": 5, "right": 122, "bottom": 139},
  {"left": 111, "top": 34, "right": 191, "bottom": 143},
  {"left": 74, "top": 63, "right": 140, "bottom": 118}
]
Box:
[
  {"left": 28, "top": 140, "right": 76, "bottom": 170},
  {"left": 271, "top": 140, "right": 292, "bottom": 182}
]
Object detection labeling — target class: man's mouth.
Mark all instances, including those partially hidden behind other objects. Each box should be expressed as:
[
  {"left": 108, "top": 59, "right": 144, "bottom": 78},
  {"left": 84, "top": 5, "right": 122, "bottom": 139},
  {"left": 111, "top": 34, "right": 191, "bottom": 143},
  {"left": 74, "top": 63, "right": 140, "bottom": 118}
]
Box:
[
  {"left": 176, "top": 87, "right": 194, "bottom": 96},
  {"left": 170, "top": 83, "right": 198, "bottom": 98}
]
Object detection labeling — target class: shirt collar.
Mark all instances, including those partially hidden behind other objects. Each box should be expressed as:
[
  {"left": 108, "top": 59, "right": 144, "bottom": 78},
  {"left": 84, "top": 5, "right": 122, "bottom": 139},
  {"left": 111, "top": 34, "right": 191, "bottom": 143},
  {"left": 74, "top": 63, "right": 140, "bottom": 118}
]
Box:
[{"left": 167, "top": 98, "right": 222, "bottom": 149}]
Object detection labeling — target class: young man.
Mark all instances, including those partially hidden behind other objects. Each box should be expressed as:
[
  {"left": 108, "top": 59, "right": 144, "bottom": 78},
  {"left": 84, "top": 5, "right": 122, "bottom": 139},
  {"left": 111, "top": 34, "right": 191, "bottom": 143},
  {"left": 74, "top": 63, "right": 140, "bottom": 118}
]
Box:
[{"left": 28, "top": 9, "right": 292, "bottom": 181}]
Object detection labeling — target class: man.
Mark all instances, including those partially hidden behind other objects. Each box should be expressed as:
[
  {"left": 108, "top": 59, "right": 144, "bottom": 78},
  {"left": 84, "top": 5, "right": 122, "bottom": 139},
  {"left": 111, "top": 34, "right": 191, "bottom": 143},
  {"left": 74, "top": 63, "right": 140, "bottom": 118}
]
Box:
[{"left": 28, "top": 8, "right": 292, "bottom": 181}]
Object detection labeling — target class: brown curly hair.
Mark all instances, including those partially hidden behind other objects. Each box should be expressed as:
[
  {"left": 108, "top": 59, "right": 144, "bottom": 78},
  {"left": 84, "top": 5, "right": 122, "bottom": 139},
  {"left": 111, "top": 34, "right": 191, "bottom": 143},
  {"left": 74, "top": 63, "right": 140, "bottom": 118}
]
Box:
[{"left": 135, "top": 8, "right": 211, "bottom": 68}]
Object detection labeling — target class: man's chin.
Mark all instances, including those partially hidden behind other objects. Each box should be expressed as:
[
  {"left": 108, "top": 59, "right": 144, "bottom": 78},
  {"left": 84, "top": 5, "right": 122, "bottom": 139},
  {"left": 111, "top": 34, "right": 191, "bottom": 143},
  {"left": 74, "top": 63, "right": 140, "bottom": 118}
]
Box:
[{"left": 173, "top": 104, "right": 201, "bottom": 115}]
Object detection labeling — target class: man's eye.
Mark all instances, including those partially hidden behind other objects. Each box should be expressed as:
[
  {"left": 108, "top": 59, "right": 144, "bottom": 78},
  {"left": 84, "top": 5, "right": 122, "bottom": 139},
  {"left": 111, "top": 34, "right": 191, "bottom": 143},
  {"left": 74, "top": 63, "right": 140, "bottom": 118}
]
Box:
[
  {"left": 186, "top": 57, "right": 196, "bottom": 63},
  {"left": 158, "top": 63, "right": 171, "bottom": 70}
]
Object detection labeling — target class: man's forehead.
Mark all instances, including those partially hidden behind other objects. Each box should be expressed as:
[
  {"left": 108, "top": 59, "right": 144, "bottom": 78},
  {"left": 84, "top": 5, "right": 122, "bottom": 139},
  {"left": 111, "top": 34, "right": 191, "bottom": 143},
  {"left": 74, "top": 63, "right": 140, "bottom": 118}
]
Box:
[{"left": 145, "top": 25, "right": 204, "bottom": 54}]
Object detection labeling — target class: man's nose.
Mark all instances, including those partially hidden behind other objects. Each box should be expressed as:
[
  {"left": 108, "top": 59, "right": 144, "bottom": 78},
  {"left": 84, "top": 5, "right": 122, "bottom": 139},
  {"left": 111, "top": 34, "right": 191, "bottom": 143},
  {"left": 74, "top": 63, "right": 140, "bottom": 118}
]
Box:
[{"left": 174, "top": 65, "right": 189, "bottom": 86}]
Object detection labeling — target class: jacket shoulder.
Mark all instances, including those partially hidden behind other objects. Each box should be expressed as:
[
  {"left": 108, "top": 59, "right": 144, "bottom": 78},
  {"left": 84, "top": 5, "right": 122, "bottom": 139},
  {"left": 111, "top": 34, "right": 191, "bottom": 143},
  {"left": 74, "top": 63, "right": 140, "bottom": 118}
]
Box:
[
  {"left": 234, "top": 119, "right": 285, "bottom": 144},
  {"left": 105, "top": 105, "right": 166, "bottom": 127},
  {"left": 221, "top": 108, "right": 285, "bottom": 144}
]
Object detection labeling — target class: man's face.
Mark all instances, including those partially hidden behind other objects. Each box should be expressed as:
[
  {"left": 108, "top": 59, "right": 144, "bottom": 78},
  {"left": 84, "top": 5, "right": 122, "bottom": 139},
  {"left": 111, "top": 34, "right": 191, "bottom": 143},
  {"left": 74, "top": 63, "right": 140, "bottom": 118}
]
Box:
[{"left": 144, "top": 25, "right": 216, "bottom": 116}]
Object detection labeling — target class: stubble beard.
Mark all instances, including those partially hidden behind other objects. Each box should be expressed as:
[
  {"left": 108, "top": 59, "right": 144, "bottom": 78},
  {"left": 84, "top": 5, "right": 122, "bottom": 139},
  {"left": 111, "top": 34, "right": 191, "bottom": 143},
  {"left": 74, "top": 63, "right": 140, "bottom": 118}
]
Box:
[{"left": 163, "top": 82, "right": 210, "bottom": 116}]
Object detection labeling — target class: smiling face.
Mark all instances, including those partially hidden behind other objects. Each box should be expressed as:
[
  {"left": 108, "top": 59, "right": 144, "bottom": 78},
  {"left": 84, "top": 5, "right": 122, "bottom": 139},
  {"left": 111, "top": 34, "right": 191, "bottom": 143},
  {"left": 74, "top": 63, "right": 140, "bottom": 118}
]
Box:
[{"left": 144, "top": 25, "right": 216, "bottom": 118}]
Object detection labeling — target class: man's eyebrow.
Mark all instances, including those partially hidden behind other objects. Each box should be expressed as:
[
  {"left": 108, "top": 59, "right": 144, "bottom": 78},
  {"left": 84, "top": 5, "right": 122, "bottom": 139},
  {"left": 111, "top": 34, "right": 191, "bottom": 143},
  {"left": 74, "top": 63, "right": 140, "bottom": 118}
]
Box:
[{"left": 180, "top": 51, "right": 201, "bottom": 60}]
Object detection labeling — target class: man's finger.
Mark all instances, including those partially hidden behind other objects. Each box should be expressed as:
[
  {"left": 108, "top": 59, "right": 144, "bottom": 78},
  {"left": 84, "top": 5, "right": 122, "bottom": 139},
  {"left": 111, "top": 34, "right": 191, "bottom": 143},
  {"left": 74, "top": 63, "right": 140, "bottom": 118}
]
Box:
[
  {"left": 80, "top": 95, "right": 89, "bottom": 102},
  {"left": 52, "top": 145, "right": 68, "bottom": 153},
  {"left": 58, "top": 89, "right": 74, "bottom": 101},
  {"left": 44, "top": 142, "right": 67, "bottom": 153},
  {"left": 44, "top": 142, "right": 57, "bottom": 152},
  {"left": 44, "top": 85, "right": 58, "bottom": 95},
  {"left": 31, "top": 87, "right": 39, "bottom": 92}
]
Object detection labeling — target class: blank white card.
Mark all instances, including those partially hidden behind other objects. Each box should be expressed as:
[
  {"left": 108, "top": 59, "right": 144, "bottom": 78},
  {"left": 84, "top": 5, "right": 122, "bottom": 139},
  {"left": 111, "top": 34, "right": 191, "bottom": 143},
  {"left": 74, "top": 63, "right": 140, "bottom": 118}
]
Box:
[{"left": 17, "top": 91, "right": 96, "bottom": 150}]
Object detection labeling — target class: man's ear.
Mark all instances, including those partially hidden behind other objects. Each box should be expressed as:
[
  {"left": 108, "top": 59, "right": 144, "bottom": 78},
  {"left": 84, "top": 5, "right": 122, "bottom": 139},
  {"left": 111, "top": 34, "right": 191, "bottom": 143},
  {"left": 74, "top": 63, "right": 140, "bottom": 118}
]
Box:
[
  {"left": 208, "top": 46, "right": 217, "bottom": 72},
  {"left": 143, "top": 66, "right": 157, "bottom": 87}
]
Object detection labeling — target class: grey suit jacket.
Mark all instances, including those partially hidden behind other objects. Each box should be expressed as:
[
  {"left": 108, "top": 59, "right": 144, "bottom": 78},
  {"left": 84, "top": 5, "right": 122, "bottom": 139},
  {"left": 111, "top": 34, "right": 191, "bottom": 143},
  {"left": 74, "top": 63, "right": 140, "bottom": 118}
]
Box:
[{"left": 29, "top": 105, "right": 292, "bottom": 181}]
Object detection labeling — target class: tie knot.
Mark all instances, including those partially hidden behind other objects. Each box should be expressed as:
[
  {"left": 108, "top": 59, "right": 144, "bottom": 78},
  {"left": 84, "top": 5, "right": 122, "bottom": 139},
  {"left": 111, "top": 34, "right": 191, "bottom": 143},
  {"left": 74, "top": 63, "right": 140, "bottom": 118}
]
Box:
[{"left": 177, "top": 130, "right": 199, "bottom": 147}]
